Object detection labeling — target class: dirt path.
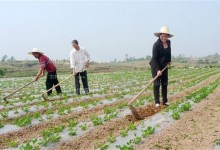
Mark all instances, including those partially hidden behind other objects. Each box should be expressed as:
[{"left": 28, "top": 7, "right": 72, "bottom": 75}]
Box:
[{"left": 135, "top": 85, "right": 220, "bottom": 150}]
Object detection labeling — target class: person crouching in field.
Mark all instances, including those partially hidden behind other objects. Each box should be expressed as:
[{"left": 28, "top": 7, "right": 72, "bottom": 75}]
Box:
[{"left": 28, "top": 48, "right": 62, "bottom": 95}]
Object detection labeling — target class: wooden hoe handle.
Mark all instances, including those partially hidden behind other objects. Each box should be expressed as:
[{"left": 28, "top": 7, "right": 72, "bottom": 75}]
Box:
[{"left": 128, "top": 65, "right": 169, "bottom": 105}]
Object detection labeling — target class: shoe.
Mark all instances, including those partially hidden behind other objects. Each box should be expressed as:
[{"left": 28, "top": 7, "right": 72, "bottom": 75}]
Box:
[
  {"left": 163, "top": 102, "right": 170, "bottom": 106},
  {"left": 84, "top": 88, "right": 89, "bottom": 95},
  {"left": 155, "top": 103, "right": 160, "bottom": 108}
]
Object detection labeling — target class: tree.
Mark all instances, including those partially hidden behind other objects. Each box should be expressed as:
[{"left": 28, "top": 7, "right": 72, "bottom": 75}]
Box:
[
  {"left": 145, "top": 55, "right": 151, "bottom": 60},
  {"left": 9, "top": 56, "right": 16, "bottom": 62},
  {"left": 1, "top": 55, "right": 8, "bottom": 62},
  {"left": 125, "top": 54, "right": 129, "bottom": 61}
]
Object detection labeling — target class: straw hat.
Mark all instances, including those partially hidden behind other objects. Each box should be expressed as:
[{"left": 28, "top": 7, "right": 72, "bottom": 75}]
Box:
[
  {"left": 154, "top": 26, "right": 174, "bottom": 38},
  {"left": 28, "top": 48, "right": 44, "bottom": 55}
]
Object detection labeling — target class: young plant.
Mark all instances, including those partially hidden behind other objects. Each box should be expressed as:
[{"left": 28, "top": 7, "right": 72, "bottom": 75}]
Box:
[
  {"left": 107, "top": 134, "right": 116, "bottom": 143},
  {"left": 142, "top": 126, "right": 155, "bottom": 137},
  {"left": 68, "top": 119, "right": 78, "bottom": 127},
  {"left": 68, "top": 128, "right": 77, "bottom": 136},
  {"left": 58, "top": 107, "right": 66, "bottom": 115},
  {"left": 116, "top": 141, "right": 133, "bottom": 150},
  {"left": 79, "top": 124, "right": 87, "bottom": 131},
  {"left": 22, "top": 106, "right": 30, "bottom": 113},
  {"left": 216, "top": 138, "right": 220, "bottom": 145},
  {"left": 97, "top": 143, "right": 109, "bottom": 150},
  {"left": 41, "top": 129, "right": 62, "bottom": 146},
  {"left": 120, "top": 129, "right": 128, "bottom": 137},
  {"left": 0, "top": 121, "right": 3, "bottom": 128},
  {"left": 45, "top": 109, "right": 54, "bottom": 115},
  {"left": 14, "top": 116, "right": 32, "bottom": 127},
  {"left": 132, "top": 135, "right": 142, "bottom": 144},
  {"left": 128, "top": 123, "right": 137, "bottom": 131},
  {"left": 91, "top": 116, "right": 103, "bottom": 126},
  {"left": 0, "top": 111, "right": 8, "bottom": 118},
  {"left": 171, "top": 111, "right": 180, "bottom": 120},
  {"left": 104, "top": 107, "right": 116, "bottom": 114},
  {"left": 33, "top": 112, "right": 41, "bottom": 119},
  {"left": 180, "top": 102, "right": 191, "bottom": 112},
  {"left": 7, "top": 140, "right": 18, "bottom": 148},
  {"left": 20, "top": 138, "right": 40, "bottom": 150}
]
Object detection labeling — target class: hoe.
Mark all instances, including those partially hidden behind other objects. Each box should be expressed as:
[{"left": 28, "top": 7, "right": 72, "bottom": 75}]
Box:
[
  {"left": 3, "top": 81, "right": 34, "bottom": 103},
  {"left": 128, "top": 65, "right": 169, "bottom": 120},
  {"left": 42, "top": 67, "right": 87, "bottom": 101},
  {"left": 42, "top": 74, "right": 74, "bottom": 101}
]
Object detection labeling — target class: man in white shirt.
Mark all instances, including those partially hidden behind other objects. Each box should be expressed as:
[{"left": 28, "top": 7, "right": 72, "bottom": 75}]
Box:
[{"left": 70, "top": 40, "right": 90, "bottom": 95}]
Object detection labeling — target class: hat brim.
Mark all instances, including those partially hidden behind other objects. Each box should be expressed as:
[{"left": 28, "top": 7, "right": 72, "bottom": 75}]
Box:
[
  {"left": 27, "top": 51, "right": 43, "bottom": 55},
  {"left": 154, "top": 32, "right": 174, "bottom": 38}
]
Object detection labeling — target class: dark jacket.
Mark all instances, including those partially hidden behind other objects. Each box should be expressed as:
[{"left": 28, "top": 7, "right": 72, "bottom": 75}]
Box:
[{"left": 149, "top": 39, "right": 171, "bottom": 71}]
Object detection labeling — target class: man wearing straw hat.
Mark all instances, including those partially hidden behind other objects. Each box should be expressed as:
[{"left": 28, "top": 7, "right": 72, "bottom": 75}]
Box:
[
  {"left": 149, "top": 26, "right": 173, "bottom": 108},
  {"left": 70, "top": 40, "right": 90, "bottom": 95},
  {"left": 28, "top": 48, "right": 62, "bottom": 95}
]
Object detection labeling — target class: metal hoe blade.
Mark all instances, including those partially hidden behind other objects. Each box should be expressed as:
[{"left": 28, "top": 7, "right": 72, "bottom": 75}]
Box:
[
  {"left": 3, "top": 97, "right": 9, "bottom": 103},
  {"left": 129, "top": 105, "right": 143, "bottom": 120},
  {"left": 42, "top": 93, "right": 48, "bottom": 101}
]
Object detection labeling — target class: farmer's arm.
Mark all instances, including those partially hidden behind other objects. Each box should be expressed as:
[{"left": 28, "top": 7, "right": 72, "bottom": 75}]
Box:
[
  {"left": 70, "top": 51, "right": 77, "bottom": 75},
  {"left": 33, "top": 67, "right": 44, "bottom": 81},
  {"left": 168, "top": 40, "right": 172, "bottom": 66},
  {"left": 84, "top": 49, "right": 90, "bottom": 67},
  {"left": 72, "top": 68, "right": 76, "bottom": 75}
]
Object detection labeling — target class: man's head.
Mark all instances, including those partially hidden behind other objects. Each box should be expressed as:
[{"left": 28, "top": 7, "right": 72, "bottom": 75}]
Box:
[
  {"left": 72, "top": 40, "right": 80, "bottom": 50},
  {"left": 28, "top": 48, "right": 43, "bottom": 59},
  {"left": 32, "top": 52, "right": 41, "bottom": 59}
]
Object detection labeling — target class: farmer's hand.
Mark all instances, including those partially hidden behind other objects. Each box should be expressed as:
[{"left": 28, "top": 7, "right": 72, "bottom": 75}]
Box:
[
  {"left": 168, "top": 62, "right": 172, "bottom": 66},
  {"left": 72, "top": 69, "right": 76, "bottom": 75},
  {"left": 33, "top": 76, "right": 39, "bottom": 82},
  {"left": 157, "top": 70, "right": 162, "bottom": 76},
  {"left": 39, "top": 74, "right": 45, "bottom": 78}
]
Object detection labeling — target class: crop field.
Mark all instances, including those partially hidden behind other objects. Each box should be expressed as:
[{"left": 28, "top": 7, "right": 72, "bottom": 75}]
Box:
[{"left": 0, "top": 67, "right": 220, "bottom": 150}]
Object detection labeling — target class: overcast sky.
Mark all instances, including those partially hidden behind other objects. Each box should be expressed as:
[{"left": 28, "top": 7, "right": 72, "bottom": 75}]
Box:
[{"left": 0, "top": 0, "right": 220, "bottom": 62}]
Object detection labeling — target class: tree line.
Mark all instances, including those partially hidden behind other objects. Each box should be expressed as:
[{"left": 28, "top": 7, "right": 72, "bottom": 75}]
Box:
[{"left": 1, "top": 55, "right": 16, "bottom": 62}]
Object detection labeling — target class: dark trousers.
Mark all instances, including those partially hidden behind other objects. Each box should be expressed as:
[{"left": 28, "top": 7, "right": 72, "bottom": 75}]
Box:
[
  {"left": 74, "top": 70, "right": 89, "bottom": 94},
  {"left": 151, "top": 68, "right": 168, "bottom": 104},
  {"left": 46, "top": 71, "right": 62, "bottom": 95}
]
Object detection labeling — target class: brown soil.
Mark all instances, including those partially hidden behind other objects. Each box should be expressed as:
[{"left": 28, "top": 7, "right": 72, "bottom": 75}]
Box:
[{"left": 135, "top": 84, "right": 220, "bottom": 150}]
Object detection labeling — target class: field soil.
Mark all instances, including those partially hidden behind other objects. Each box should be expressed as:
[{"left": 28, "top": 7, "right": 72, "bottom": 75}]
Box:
[{"left": 135, "top": 85, "right": 220, "bottom": 150}]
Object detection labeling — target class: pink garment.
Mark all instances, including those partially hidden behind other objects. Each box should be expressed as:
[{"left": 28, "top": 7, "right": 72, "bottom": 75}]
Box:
[{"left": 39, "top": 54, "right": 56, "bottom": 72}]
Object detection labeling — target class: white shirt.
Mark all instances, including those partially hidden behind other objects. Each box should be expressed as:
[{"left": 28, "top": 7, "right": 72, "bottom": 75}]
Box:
[{"left": 70, "top": 47, "right": 90, "bottom": 72}]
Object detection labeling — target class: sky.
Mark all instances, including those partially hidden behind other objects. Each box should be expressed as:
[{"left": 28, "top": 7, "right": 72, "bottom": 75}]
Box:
[{"left": 0, "top": 0, "right": 220, "bottom": 62}]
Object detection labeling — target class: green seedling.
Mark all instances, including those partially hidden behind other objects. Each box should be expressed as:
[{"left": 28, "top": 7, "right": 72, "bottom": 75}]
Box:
[
  {"left": 142, "top": 126, "right": 155, "bottom": 137},
  {"left": 128, "top": 123, "right": 137, "bottom": 131},
  {"left": 79, "top": 124, "right": 87, "bottom": 131},
  {"left": 68, "top": 119, "right": 78, "bottom": 127},
  {"left": 107, "top": 134, "right": 116, "bottom": 143},
  {"left": 68, "top": 128, "right": 77, "bottom": 136},
  {"left": 120, "top": 129, "right": 128, "bottom": 137},
  {"left": 171, "top": 111, "right": 180, "bottom": 120}
]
